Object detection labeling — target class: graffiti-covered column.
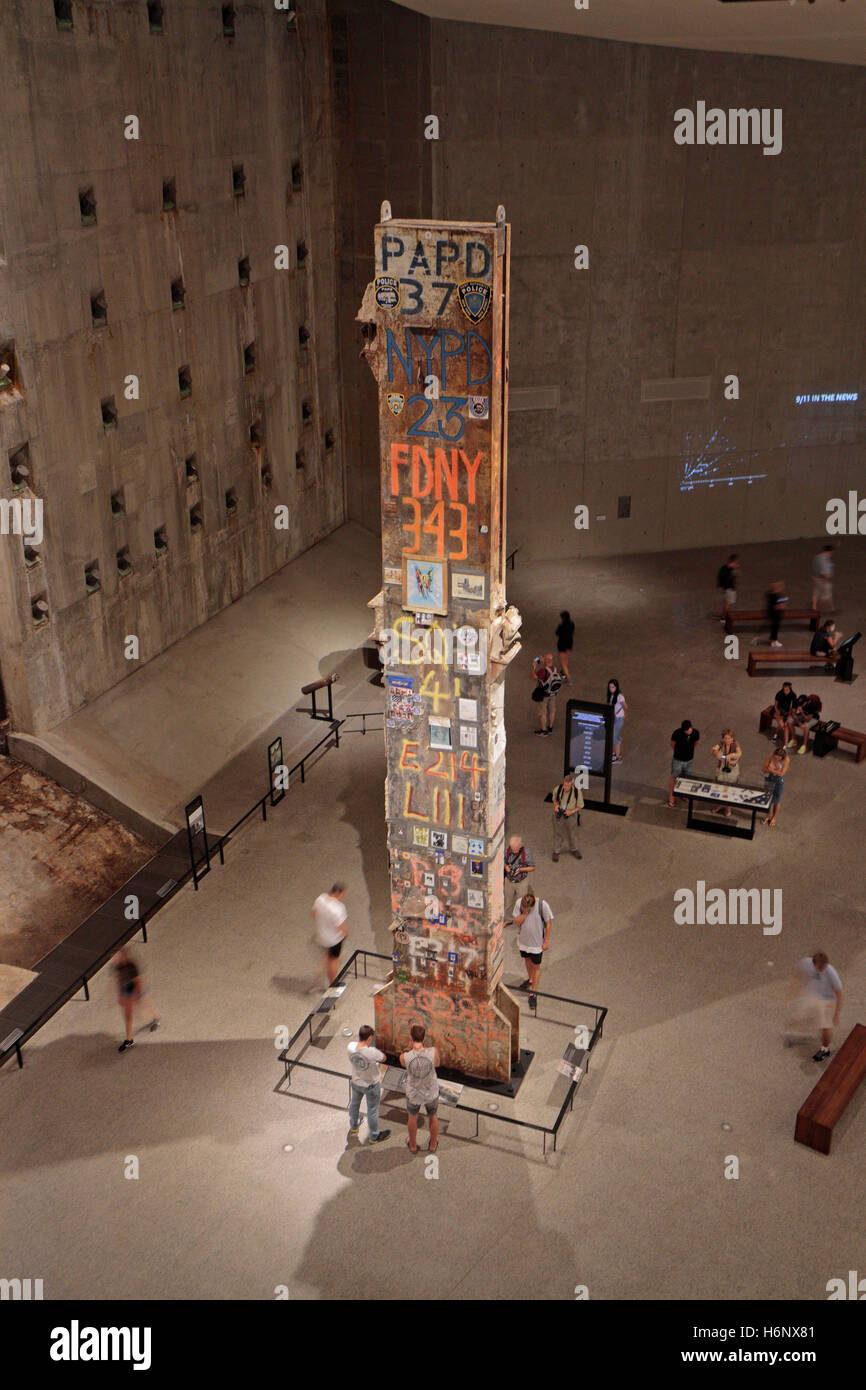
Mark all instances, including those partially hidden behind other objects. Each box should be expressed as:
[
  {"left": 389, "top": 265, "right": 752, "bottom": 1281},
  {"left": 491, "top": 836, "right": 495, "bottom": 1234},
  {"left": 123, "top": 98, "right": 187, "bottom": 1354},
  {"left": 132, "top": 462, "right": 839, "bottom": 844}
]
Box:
[{"left": 358, "top": 207, "right": 523, "bottom": 1084}]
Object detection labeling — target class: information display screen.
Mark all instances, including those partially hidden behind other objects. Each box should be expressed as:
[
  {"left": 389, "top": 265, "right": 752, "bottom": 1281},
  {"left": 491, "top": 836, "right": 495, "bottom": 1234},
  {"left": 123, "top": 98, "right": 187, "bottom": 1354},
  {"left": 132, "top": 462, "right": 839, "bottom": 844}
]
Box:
[{"left": 566, "top": 700, "right": 611, "bottom": 780}]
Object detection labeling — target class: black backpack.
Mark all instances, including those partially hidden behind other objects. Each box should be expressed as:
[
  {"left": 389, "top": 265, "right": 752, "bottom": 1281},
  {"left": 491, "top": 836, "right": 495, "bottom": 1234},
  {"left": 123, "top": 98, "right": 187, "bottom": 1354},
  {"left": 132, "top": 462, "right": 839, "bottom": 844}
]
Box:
[{"left": 717, "top": 564, "right": 731, "bottom": 589}]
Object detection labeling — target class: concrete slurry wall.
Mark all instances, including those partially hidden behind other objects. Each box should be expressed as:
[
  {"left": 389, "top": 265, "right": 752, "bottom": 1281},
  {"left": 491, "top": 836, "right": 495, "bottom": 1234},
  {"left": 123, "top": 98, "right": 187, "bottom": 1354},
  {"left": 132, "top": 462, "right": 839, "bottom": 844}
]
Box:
[
  {"left": 335, "top": 3, "right": 866, "bottom": 560},
  {"left": 0, "top": 0, "right": 343, "bottom": 733}
]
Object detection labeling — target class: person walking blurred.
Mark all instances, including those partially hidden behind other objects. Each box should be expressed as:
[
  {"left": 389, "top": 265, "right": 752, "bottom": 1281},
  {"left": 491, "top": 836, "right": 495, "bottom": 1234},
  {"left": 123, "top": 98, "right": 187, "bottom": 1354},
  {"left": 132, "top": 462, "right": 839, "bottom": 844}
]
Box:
[
  {"left": 811, "top": 545, "right": 835, "bottom": 614},
  {"left": 113, "top": 948, "right": 159, "bottom": 1053},
  {"left": 555, "top": 611, "right": 575, "bottom": 682},
  {"left": 313, "top": 883, "right": 348, "bottom": 986}
]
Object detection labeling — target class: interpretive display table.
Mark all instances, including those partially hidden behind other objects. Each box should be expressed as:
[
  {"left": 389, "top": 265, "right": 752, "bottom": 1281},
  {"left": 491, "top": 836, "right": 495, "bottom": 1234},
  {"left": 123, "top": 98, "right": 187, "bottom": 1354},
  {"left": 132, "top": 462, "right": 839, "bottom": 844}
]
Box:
[{"left": 673, "top": 777, "right": 772, "bottom": 841}]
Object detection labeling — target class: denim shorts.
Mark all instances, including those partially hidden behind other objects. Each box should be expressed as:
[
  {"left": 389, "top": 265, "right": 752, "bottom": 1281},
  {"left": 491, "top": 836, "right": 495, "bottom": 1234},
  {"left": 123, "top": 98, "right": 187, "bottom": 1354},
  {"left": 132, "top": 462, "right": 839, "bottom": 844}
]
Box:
[
  {"left": 671, "top": 758, "right": 694, "bottom": 777},
  {"left": 764, "top": 774, "right": 785, "bottom": 806}
]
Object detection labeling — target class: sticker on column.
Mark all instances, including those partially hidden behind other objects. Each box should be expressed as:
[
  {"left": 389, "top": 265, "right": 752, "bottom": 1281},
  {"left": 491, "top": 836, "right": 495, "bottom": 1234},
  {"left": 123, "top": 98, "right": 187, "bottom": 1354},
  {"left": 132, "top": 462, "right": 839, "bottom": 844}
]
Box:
[
  {"left": 375, "top": 275, "right": 400, "bottom": 309},
  {"left": 457, "top": 281, "right": 492, "bottom": 323},
  {"left": 468, "top": 396, "right": 489, "bottom": 420},
  {"left": 468, "top": 838, "right": 484, "bottom": 857},
  {"left": 447, "top": 951, "right": 458, "bottom": 964},
  {"left": 467, "top": 889, "right": 484, "bottom": 909},
  {"left": 430, "top": 830, "right": 448, "bottom": 850},
  {"left": 387, "top": 394, "right": 404, "bottom": 416}
]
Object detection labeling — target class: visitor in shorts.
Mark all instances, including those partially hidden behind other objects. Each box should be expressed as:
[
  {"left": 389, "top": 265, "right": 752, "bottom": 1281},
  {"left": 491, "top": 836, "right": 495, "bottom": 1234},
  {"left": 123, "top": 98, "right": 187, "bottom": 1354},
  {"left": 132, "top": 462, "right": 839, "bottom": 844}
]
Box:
[
  {"left": 766, "top": 581, "right": 788, "bottom": 647},
  {"left": 113, "top": 948, "right": 160, "bottom": 1054},
  {"left": 666, "top": 720, "right": 700, "bottom": 808},
  {"left": 551, "top": 767, "right": 583, "bottom": 861},
  {"left": 401, "top": 1024, "right": 440, "bottom": 1154},
  {"left": 347, "top": 1024, "right": 390, "bottom": 1144},
  {"left": 607, "top": 678, "right": 627, "bottom": 763},
  {"left": 555, "top": 610, "right": 575, "bottom": 683},
  {"left": 716, "top": 553, "right": 739, "bottom": 623},
  {"left": 312, "top": 882, "right": 348, "bottom": 985},
  {"left": 513, "top": 890, "right": 553, "bottom": 1000},
  {"left": 711, "top": 728, "right": 741, "bottom": 817},
  {"left": 504, "top": 834, "right": 535, "bottom": 923},
  {"left": 531, "top": 653, "right": 562, "bottom": 735},
  {"left": 795, "top": 952, "right": 842, "bottom": 1062},
  {"left": 790, "top": 692, "right": 822, "bottom": 754},
  {"left": 811, "top": 545, "right": 835, "bottom": 614},
  {"left": 761, "top": 745, "right": 789, "bottom": 828},
  {"left": 772, "top": 682, "right": 797, "bottom": 746}
]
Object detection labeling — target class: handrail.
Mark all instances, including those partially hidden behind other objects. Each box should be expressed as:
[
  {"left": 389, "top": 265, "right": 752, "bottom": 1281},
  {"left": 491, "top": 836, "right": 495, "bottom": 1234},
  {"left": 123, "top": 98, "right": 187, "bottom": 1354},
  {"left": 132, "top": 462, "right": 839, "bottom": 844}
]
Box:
[
  {"left": 1, "top": 706, "right": 384, "bottom": 1070},
  {"left": 278, "top": 949, "right": 607, "bottom": 1154}
]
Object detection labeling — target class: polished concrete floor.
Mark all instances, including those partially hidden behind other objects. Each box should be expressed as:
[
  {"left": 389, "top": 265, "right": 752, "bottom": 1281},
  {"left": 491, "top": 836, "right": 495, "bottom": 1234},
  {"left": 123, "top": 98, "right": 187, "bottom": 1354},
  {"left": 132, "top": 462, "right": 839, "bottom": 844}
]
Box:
[{"left": 2, "top": 526, "right": 864, "bottom": 1300}]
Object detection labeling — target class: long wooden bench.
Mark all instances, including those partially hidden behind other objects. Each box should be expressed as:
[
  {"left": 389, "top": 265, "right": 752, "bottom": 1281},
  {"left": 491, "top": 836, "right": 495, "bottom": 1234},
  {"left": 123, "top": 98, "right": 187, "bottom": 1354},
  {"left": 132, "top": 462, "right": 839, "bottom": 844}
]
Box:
[
  {"left": 795, "top": 1024, "right": 866, "bottom": 1154},
  {"left": 758, "top": 705, "right": 866, "bottom": 762},
  {"left": 725, "top": 608, "right": 818, "bottom": 635},
  {"left": 747, "top": 649, "right": 839, "bottom": 676}
]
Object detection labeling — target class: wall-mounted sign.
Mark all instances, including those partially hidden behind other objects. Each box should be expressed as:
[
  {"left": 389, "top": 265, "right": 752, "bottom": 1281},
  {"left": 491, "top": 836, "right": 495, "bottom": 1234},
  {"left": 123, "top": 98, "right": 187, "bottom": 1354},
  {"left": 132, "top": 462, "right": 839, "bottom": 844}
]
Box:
[{"left": 268, "top": 736, "right": 286, "bottom": 806}]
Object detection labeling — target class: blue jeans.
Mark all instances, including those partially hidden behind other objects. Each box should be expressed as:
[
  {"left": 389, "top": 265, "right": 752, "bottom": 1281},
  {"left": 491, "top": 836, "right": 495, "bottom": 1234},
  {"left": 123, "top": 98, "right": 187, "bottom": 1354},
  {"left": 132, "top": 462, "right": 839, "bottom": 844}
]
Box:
[{"left": 348, "top": 1081, "right": 381, "bottom": 1137}]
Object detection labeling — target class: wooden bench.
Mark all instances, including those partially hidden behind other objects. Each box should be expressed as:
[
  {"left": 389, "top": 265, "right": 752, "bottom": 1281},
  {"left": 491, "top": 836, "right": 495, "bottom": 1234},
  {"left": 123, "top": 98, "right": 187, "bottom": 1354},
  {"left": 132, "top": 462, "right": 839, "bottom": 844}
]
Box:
[
  {"left": 758, "top": 705, "right": 866, "bottom": 762},
  {"left": 795, "top": 1023, "right": 866, "bottom": 1154},
  {"left": 808, "top": 725, "right": 866, "bottom": 763},
  {"left": 726, "top": 608, "right": 818, "bottom": 635},
  {"left": 747, "top": 650, "right": 839, "bottom": 676}
]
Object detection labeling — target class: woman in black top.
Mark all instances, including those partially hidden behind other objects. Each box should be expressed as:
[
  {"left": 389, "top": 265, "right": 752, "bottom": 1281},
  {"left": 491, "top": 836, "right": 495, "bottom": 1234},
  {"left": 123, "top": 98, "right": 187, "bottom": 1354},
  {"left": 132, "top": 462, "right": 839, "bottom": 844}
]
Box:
[
  {"left": 113, "top": 948, "right": 160, "bottom": 1053},
  {"left": 555, "top": 610, "right": 574, "bottom": 682}
]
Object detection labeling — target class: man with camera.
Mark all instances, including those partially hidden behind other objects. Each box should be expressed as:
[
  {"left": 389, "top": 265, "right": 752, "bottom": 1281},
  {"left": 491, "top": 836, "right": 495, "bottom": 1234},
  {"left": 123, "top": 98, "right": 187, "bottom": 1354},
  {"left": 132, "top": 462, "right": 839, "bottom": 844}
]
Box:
[{"left": 551, "top": 766, "right": 583, "bottom": 861}]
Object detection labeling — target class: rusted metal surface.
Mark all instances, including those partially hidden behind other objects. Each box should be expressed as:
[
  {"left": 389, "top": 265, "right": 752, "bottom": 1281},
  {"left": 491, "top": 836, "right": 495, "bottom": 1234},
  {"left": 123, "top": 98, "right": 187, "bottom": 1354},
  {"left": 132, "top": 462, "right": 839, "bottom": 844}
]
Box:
[
  {"left": 358, "top": 211, "right": 522, "bottom": 1082},
  {"left": 0, "top": 755, "right": 154, "bottom": 970}
]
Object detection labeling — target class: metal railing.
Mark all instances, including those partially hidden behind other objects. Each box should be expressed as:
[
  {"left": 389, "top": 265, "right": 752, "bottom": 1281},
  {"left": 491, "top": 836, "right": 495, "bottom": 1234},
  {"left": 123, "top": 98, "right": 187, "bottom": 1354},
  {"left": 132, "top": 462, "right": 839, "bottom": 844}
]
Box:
[
  {"left": 277, "top": 949, "right": 607, "bottom": 1155},
  {"left": 208, "top": 711, "right": 384, "bottom": 869}
]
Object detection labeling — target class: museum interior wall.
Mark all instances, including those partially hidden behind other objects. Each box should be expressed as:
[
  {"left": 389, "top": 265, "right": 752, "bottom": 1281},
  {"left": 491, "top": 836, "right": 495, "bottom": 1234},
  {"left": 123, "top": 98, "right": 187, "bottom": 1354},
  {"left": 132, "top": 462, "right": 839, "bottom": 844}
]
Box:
[
  {"left": 333, "top": 2, "right": 866, "bottom": 561},
  {"left": 0, "top": 0, "right": 343, "bottom": 733}
]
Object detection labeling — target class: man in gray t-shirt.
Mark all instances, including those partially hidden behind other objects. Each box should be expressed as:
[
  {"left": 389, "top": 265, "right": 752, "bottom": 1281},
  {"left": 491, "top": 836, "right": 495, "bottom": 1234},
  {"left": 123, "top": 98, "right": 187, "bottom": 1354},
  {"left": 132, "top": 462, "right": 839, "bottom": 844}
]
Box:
[
  {"left": 400, "top": 1023, "right": 440, "bottom": 1154},
  {"left": 347, "top": 1024, "right": 390, "bottom": 1143},
  {"left": 514, "top": 891, "right": 553, "bottom": 998}
]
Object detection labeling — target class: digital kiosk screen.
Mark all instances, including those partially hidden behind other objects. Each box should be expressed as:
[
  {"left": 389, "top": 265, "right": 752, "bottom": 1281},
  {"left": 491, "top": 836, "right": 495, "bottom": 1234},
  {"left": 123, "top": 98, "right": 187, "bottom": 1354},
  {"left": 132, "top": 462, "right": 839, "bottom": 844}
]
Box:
[{"left": 567, "top": 702, "right": 610, "bottom": 779}]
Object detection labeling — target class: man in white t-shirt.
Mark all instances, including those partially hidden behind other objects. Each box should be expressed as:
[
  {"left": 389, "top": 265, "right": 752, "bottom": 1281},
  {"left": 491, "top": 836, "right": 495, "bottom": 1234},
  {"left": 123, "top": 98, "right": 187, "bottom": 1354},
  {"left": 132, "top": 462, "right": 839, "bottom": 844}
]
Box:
[
  {"left": 513, "top": 891, "right": 553, "bottom": 1001},
  {"left": 312, "top": 882, "right": 348, "bottom": 985},
  {"left": 347, "top": 1024, "right": 390, "bottom": 1144},
  {"left": 795, "top": 951, "right": 843, "bottom": 1062}
]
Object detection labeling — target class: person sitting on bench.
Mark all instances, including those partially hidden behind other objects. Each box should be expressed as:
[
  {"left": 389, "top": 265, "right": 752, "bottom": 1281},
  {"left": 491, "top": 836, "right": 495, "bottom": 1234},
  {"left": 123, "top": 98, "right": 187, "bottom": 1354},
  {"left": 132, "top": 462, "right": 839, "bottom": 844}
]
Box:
[
  {"left": 772, "top": 681, "right": 797, "bottom": 746},
  {"left": 790, "top": 692, "right": 823, "bottom": 754},
  {"left": 810, "top": 620, "right": 842, "bottom": 667}
]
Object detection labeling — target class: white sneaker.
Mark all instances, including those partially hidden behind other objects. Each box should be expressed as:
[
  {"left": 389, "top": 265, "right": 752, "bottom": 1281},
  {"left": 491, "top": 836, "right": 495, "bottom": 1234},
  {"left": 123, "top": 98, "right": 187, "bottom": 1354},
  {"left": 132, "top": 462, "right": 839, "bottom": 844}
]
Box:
[{"left": 770, "top": 641, "right": 783, "bottom": 648}]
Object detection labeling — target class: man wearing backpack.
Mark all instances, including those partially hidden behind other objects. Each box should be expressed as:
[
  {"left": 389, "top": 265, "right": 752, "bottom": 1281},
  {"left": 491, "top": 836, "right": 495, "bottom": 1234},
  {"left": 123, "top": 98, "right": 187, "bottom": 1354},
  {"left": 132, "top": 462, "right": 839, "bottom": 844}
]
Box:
[
  {"left": 551, "top": 766, "right": 584, "bottom": 861},
  {"left": 531, "top": 653, "right": 563, "bottom": 736},
  {"left": 716, "top": 554, "right": 739, "bottom": 623}
]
